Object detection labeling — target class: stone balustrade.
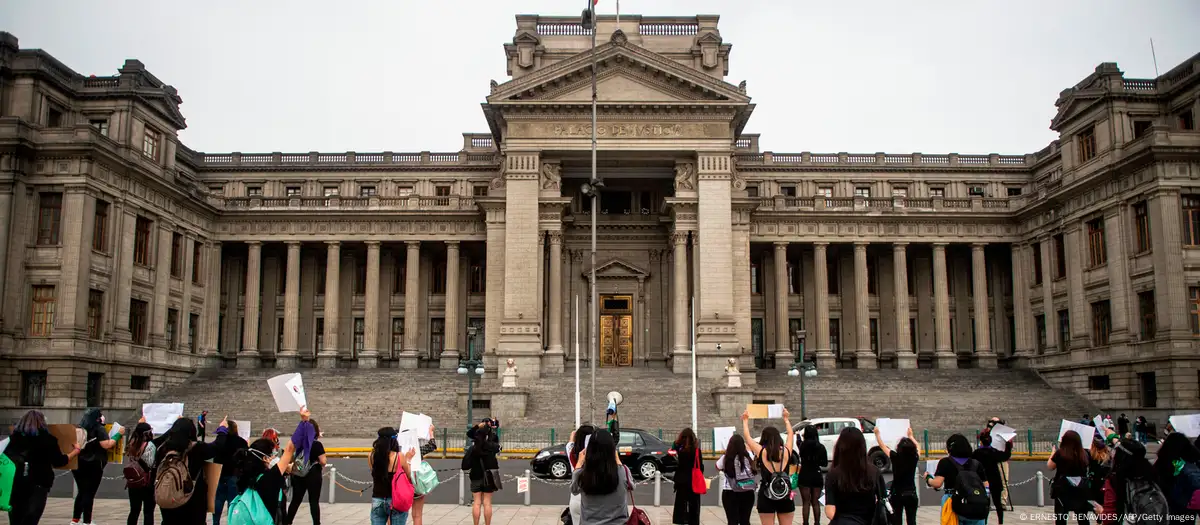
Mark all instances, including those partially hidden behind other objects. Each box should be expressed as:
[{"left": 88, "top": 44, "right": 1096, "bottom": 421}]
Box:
[
  {"left": 196, "top": 151, "right": 498, "bottom": 168},
  {"left": 213, "top": 195, "right": 479, "bottom": 211},
  {"left": 734, "top": 151, "right": 1033, "bottom": 167},
  {"left": 756, "top": 195, "right": 1030, "bottom": 213}
]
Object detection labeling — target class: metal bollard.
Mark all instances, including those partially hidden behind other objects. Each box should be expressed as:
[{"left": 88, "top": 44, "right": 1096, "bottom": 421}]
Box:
[
  {"left": 328, "top": 467, "right": 337, "bottom": 504},
  {"left": 1036, "top": 471, "right": 1045, "bottom": 507},
  {"left": 460, "top": 470, "right": 467, "bottom": 506},
  {"left": 654, "top": 471, "right": 661, "bottom": 507},
  {"left": 525, "top": 469, "right": 532, "bottom": 506},
  {"left": 716, "top": 472, "right": 724, "bottom": 508}
]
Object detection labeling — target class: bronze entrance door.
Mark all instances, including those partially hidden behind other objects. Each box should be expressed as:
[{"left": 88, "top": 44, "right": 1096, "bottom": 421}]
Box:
[{"left": 599, "top": 295, "right": 634, "bottom": 367}]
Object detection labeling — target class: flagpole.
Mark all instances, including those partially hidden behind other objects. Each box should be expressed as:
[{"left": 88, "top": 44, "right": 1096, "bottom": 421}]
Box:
[
  {"left": 691, "top": 296, "right": 697, "bottom": 431},
  {"left": 575, "top": 295, "right": 580, "bottom": 429},
  {"left": 616, "top": 0, "right": 620, "bottom": 26}
]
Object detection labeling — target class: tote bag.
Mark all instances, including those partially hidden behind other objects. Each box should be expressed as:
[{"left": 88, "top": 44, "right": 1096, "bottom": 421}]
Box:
[{"left": 690, "top": 448, "right": 709, "bottom": 495}]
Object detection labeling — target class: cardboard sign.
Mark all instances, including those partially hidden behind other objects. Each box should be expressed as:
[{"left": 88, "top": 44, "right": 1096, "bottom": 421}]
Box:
[
  {"left": 516, "top": 476, "right": 529, "bottom": 494},
  {"left": 205, "top": 462, "right": 222, "bottom": 512},
  {"left": 48, "top": 425, "right": 79, "bottom": 470},
  {"left": 268, "top": 373, "right": 307, "bottom": 413},
  {"left": 746, "top": 404, "right": 785, "bottom": 419}
]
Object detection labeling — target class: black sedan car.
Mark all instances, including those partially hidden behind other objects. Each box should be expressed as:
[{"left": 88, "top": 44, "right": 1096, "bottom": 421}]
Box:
[{"left": 531, "top": 428, "right": 679, "bottom": 480}]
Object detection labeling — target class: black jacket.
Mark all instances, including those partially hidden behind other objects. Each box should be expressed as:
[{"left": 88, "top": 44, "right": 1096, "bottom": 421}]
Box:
[
  {"left": 3, "top": 430, "right": 71, "bottom": 487},
  {"left": 672, "top": 444, "right": 705, "bottom": 493}
]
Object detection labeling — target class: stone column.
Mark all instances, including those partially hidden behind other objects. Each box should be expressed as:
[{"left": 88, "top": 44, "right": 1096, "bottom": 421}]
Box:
[
  {"left": 113, "top": 209, "right": 137, "bottom": 343},
  {"left": 813, "top": 242, "right": 835, "bottom": 368},
  {"left": 440, "top": 241, "right": 461, "bottom": 369},
  {"left": 1103, "top": 210, "right": 1131, "bottom": 343},
  {"left": 853, "top": 242, "right": 876, "bottom": 368},
  {"left": 151, "top": 225, "right": 174, "bottom": 348},
  {"left": 773, "top": 242, "right": 791, "bottom": 368},
  {"left": 361, "top": 241, "right": 381, "bottom": 368},
  {"left": 1040, "top": 237, "right": 1056, "bottom": 351},
  {"left": 546, "top": 232, "right": 565, "bottom": 361},
  {"left": 179, "top": 236, "right": 194, "bottom": 354},
  {"left": 318, "top": 241, "right": 340, "bottom": 368},
  {"left": 1150, "top": 192, "right": 1188, "bottom": 339},
  {"left": 972, "top": 243, "right": 997, "bottom": 368},
  {"left": 1010, "top": 244, "right": 1033, "bottom": 363},
  {"left": 399, "top": 241, "right": 421, "bottom": 369},
  {"left": 893, "top": 243, "right": 915, "bottom": 369},
  {"left": 482, "top": 204, "right": 506, "bottom": 372},
  {"left": 276, "top": 241, "right": 301, "bottom": 368},
  {"left": 0, "top": 187, "right": 12, "bottom": 334},
  {"left": 1064, "top": 227, "right": 1088, "bottom": 348},
  {"left": 671, "top": 231, "right": 691, "bottom": 373},
  {"left": 693, "top": 153, "right": 738, "bottom": 378},
  {"left": 239, "top": 241, "right": 262, "bottom": 368},
  {"left": 54, "top": 188, "right": 95, "bottom": 338},
  {"left": 933, "top": 243, "right": 956, "bottom": 368},
  {"left": 497, "top": 152, "right": 543, "bottom": 379},
  {"left": 202, "top": 241, "right": 222, "bottom": 365}
]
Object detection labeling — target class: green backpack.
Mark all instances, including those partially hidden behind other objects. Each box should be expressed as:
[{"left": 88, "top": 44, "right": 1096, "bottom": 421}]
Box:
[
  {"left": 228, "top": 475, "right": 274, "bottom": 525},
  {"left": 414, "top": 461, "right": 439, "bottom": 495}
]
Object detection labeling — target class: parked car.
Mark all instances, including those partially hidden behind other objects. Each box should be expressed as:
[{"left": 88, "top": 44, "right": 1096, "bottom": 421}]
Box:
[
  {"left": 756, "top": 416, "right": 891, "bottom": 471},
  {"left": 531, "top": 428, "right": 679, "bottom": 480}
]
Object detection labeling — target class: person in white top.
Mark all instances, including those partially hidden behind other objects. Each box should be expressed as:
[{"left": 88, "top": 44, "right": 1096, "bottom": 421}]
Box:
[{"left": 716, "top": 434, "right": 757, "bottom": 525}]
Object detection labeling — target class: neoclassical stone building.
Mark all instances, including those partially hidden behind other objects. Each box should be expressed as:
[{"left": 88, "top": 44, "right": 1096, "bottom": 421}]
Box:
[{"left": 1, "top": 15, "right": 1199, "bottom": 423}]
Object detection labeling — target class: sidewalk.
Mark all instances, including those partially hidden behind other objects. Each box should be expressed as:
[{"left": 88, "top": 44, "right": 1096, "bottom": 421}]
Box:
[{"left": 34, "top": 498, "right": 1060, "bottom": 524}]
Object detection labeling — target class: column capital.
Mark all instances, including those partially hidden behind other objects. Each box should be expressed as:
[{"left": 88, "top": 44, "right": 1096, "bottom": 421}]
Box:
[
  {"left": 285, "top": 240, "right": 301, "bottom": 248},
  {"left": 933, "top": 242, "right": 949, "bottom": 248},
  {"left": 548, "top": 231, "right": 564, "bottom": 245},
  {"left": 812, "top": 241, "right": 829, "bottom": 247},
  {"left": 365, "top": 240, "right": 381, "bottom": 248},
  {"left": 247, "top": 240, "right": 262, "bottom": 247},
  {"left": 892, "top": 242, "right": 909, "bottom": 249},
  {"left": 444, "top": 240, "right": 460, "bottom": 247},
  {"left": 324, "top": 240, "right": 340, "bottom": 247},
  {"left": 773, "top": 241, "right": 789, "bottom": 250},
  {"left": 972, "top": 242, "right": 988, "bottom": 250},
  {"left": 671, "top": 231, "right": 689, "bottom": 245},
  {"left": 854, "top": 241, "right": 868, "bottom": 249},
  {"left": 405, "top": 240, "right": 421, "bottom": 248}
]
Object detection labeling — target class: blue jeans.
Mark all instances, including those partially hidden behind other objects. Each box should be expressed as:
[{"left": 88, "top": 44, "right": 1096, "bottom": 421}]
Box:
[
  {"left": 942, "top": 493, "right": 985, "bottom": 525},
  {"left": 371, "top": 498, "right": 409, "bottom": 525},
  {"left": 212, "top": 475, "right": 239, "bottom": 525}
]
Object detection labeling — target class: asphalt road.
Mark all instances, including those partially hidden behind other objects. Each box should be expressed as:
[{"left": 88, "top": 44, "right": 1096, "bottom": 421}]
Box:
[{"left": 50, "top": 459, "right": 1056, "bottom": 508}]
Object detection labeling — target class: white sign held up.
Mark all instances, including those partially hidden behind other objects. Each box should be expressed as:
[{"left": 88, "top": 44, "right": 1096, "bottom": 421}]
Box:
[
  {"left": 142, "top": 403, "right": 185, "bottom": 435},
  {"left": 234, "top": 420, "right": 252, "bottom": 442},
  {"left": 267, "top": 373, "right": 307, "bottom": 413},
  {"left": 874, "top": 418, "right": 910, "bottom": 451},
  {"left": 1168, "top": 414, "right": 1200, "bottom": 438},
  {"left": 1058, "top": 419, "right": 1096, "bottom": 450}
]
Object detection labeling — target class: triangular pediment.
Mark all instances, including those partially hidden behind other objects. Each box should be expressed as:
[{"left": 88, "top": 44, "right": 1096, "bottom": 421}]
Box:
[
  {"left": 1050, "top": 91, "right": 1103, "bottom": 130},
  {"left": 589, "top": 258, "right": 650, "bottom": 280},
  {"left": 543, "top": 67, "right": 709, "bottom": 102}
]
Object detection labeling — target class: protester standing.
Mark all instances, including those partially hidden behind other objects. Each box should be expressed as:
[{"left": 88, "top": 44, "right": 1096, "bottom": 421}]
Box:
[
  {"left": 741, "top": 408, "right": 796, "bottom": 525},
  {"left": 197, "top": 411, "right": 208, "bottom": 442},
  {"left": 928, "top": 434, "right": 989, "bottom": 525},
  {"left": 465, "top": 425, "right": 501, "bottom": 525},
  {"left": 875, "top": 426, "right": 919, "bottom": 525},
  {"left": 3, "top": 409, "right": 80, "bottom": 525},
  {"left": 124, "top": 420, "right": 157, "bottom": 525},
  {"left": 155, "top": 416, "right": 229, "bottom": 525},
  {"left": 671, "top": 428, "right": 705, "bottom": 525},
  {"left": 411, "top": 424, "right": 439, "bottom": 525},
  {"left": 74, "top": 408, "right": 123, "bottom": 525},
  {"left": 567, "top": 424, "right": 597, "bottom": 525},
  {"left": 1117, "top": 414, "right": 1130, "bottom": 439},
  {"left": 1153, "top": 432, "right": 1200, "bottom": 522},
  {"left": 796, "top": 426, "right": 828, "bottom": 525},
  {"left": 972, "top": 430, "right": 1014, "bottom": 525},
  {"left": 1107, "top": 439, "right": 1166, "bottom": 524},
  {"left": 717, "top": 434, "right": 757, "bottom": 525},
  {"left": 368, "top": 427, "right": 414, "bottom": 525},
  {"left": 212, "top": 420, "right": 249, "bottom": 525},
  {"left": 285, "top": 419, "right": 326, "bottom": 525},
  {"left": 571, "top": 430, "right": 630, "bottom": 525},
  {"left": 824, "top": 427, "right": 883, "bottom": 525},
  {"left": 1048, "top": 430, "right": 1092, "bottom": 525}
]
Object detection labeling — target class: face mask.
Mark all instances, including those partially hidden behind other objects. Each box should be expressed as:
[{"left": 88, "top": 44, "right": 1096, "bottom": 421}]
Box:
[{"left": 100, "top": 416, "right": 106, "bottom": 424}]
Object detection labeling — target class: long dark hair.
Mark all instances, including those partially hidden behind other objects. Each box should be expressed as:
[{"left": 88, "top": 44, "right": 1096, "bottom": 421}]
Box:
[
  {"left": 758, "top": 426, "right": 785, "bottom": 464},
  {"left": 235, "top": 438, "right": 276, "bottom": 492},
  {"left": 472, "top": 425, "right": 496, "bottom": 455},
  {"left": 1113, "top": 439, "right": 1154, "bottom": 482},
  {"left": 1155, "top": 433, "right": 1200, "bottom": 483},
  {"left": 79, "top": 408, "right": 103, "bottom": 432},
  {"left": 372, "top": 427, "right": 398, "bottom": 475},
  {"left": 571, "top": 424, "right": 595, "bottom": 466},
  {"left": 725, "top": 434, "right": 755, "bottom": 474},
  {"left": 830, "top": 426, "right": 876, "bottom": 492},
  {"left": 577, "top": 429, "right": 619, "bottom": 495},
  {"left": 896, "top": 437, "right": 919, "bottom": 460},
  {"left": 675, "top": 428, "right": 698, "bottom": 453},
  {"left": 125, "top": 423, "right": 154, "bottom": 457},
  {"left": 947, "top": 434, "right": 973, "bottom": 460},
  {"left": 802, "top": 425, "right": 818, "bottom": 442},
  {"left": 161, "top": 418, "right": 197, "bottom": 455},
  {"left": 13, "top": 410, "right": 47, "bottom": 436},
  {"left": 1056, "top": 430, "right": 1088, "bottom": 471}
]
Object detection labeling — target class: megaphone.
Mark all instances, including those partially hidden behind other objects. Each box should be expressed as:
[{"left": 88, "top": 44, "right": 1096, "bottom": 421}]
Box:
[{"left": 607, "top": 391, "right": 623, "bottom": 407}]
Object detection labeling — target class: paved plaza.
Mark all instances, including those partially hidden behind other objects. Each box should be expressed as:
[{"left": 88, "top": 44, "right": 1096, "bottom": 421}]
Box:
[{"left": 23, "top": 499, "right": 1064, "bottom": 525}]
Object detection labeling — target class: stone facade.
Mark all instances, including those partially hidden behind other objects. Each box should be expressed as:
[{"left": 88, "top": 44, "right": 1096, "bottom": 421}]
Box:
[{"left": 1, "top": 16, "right": 1199, "bottom": 424}]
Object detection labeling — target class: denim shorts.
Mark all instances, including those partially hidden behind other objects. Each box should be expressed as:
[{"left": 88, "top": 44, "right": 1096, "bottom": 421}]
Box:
[{"left": 371, "top": 498, "right": 409, "bottom": 525}]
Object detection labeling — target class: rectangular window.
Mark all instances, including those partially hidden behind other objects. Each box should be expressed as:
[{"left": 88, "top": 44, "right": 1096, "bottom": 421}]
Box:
[
  {"left": 130, "top": 375, "right": 150, "bottom": 391},
  {"left": 430, "top": 318, "right": 445, "bottom": 358},
  {"left": 1087, "top": 218, "right": 1107, "bottom": 267},
  {"left": 746, "top": 185, "right": 759, "bottom": 198},
  {"left": 170, "top": 232, "right": 184, "bottom": 277},
  {"left": 353, "top": 318, "right": 365, "bottom": 353},
  {"left": 432, "top": 261, "right": 447, "bottom": 294},
  {"left": 90, "top": 119, "right": 109, "bottom": 136},
  {"left": 1077, "top": 126, "right": 1097, "bottom": 162},
  {"left": 47, "top": 106, "right": 64, "bottom": 127},
  {"left": 1133, "top": 201, "right": 1151, "bottom": 253},
  {"left": 1133, "top": 120, "right": 1152, "bottom": 138},
  {"left": 1091, "top": 300, "right": 1112, "bottom": 346},
  {"left": 892, "top": 187, "right": 908, "bottom": 198},
  {"left": 276, "top": 318, "right": 284, "bottom": 351},
  {"left": 285, "top": 186, "right": 301, "bottom": 197},
  {"left": 191, "top": 242, "right": 202, "bottom": 284},
  {"left": 189, "top": 313, "right": 198, "bottom": 352},
  {"left": 1139, "top": 372, "right": 1157, "bottom": 408},
  {"left": 780, "top": 185, "right": 796, "bottom": 197},
  {"left": 392, "top": 318, "right": 404, "bottom": 354},
  {"left": 929, "top": 187, "right": 945, "bottom": 198},
  {"left": 829, "top": 319, "right": 840, "bottom": 353},
  {"left": 142, "top": 127, "right": 161, "bottom": 161},
  {"left": 86, "top": 372, "right": 103, "bottom": 407},
  {"left": 87, "top": 289, "right": 103, "bottom": 339},
  {"left": 1138, "top": 290, "right": 1156, "bottom": 340},
  {"left": 473, "top": 185, "right": 489, "bottom": 197},
  {"left": 359, "top": 186, "right": 377, "bottom": 197},
  {"left": 130, "top": 299, "right": 149, "bottom": 345},
  {"left": 1006, "top": 187, "right": 1022, "bottom": 196},
  {"left": 869, "top": 318, "right": 879, "bottom": 353},
  {"left": 788, "top": 318, "right": 804, "bottom": 355},
  {"left": 1181, "top": 110, "right": 1196, "bottom": 131},
  {"left": 1185, "top": 196, "right": 1200, "bottom": 246},
  {"left": 393, "top": 261, "right": 405, "bottom": 294},
  {"left": 470, "top": 261, "right": 485, "bottom": 294},
  {"left": 750, "top": 261, "right": 761, "bottom": 295},
  {"left": 36, "top": 193, "right": 62, "bottom": 245},
  {"left": 816, "top": 186, "right": 832, "bottom": 198},
  {"left": 866, "top": 256, "right": 877, "bottom": 295},
  {"left": 134, "top": 217, "right": 152, "bottom": 266},
  {"left": 315, "top": 318, "right": 324, "bottom": 352},
  {"left": 1089, "top": 375, "right": 1111, "bottom": 391},
  {"left": 1190, "top": 287, "right": 1200, "bottom": 335},
  {"left": 435, "top": 186, "right": 451, "bottom": 197},
  {"left": 209, "top": 185, "right": 224, "bottom": 195},
  {"left": 166, "top": 308, "right": 178, "bottom": 350},
  {"left": 854, "top": 187, "right": 871, "bottom": 198},
  {"left": 827, "top": 260, "right": 839, "bottom": 295},
  {"left": 247, "top": 186, "right": 263, "bottom": 197},
  {"left": 21, "top": 371, "right": 47, "bottom": 407},
  {"left": 92, "top": 200, "right": 109, "bottom": 252},
  {"left": 1053, "top": 234, "right": 1066, "bottom": 279},
  {"left": 1035, "top": 314, "right": 1047, "bottom": 351},
  {"left": 1032, "top": 243, "right": 1044, "bottom": 285},
  {"left": 29, "top": 285, "right": 55, "bottom": 336},
  {"left": 1057, "top": 309, "right": 1070, "bottom": 352},
  {"left": 323, "top": 186, "right": 339, "bottom": 197}
]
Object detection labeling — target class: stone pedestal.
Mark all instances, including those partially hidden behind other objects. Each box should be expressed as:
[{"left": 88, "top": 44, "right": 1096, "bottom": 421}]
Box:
[
  {"left": 501, "top": 359, "right": 519, "bottom": 388},
  {"left": 439, "top": 351, "right": 460, "bottom": 370},
  {"left": 896, "top": 353, "right": 918, "bottom": 370},
  {"left": 671, "top": 350, "right": 692, "bottom": 375},
  {"left": 496, "top": 320, "right": 544, "bottom": 380},
  {"left": 816, "top": 351, "right": 837, "bottom": 369},
  {"left": 358, "top": 350, "right": 379, "bottom": 369},
  {"left": 236, "top": 351, "right": 260, "bottom": 369},
  {"left": 773, "top": 349, "right": 792, "bottom": 369},
  {"left": 935, "top": 352, "right": 958, "bottom": 369},
  {"left": 316, "top": 351, "right": 340, "bottom": 369},
  {"left": 975, "top": 352, "right": 999, "bottom": 369},
  {"left": 711, "top": 387, "right": 755, "bottom": 419},
  {"left": 458, "top": 387, "right": 530, "bottom": 420},
  {"left": 397, "top": 351, "right": 419, "bottom": 370},
  {"left": 276, "top": 351, "right": 298, "bottom": 369},
  {"left": 856, "top": 351, "right": 879, "bottom": 369},
  {"left": 724, "top": 358, "right": 743, "bottom": 388},
  {"left": 541, "top": 348, "right": 565, "bottom": 374}
]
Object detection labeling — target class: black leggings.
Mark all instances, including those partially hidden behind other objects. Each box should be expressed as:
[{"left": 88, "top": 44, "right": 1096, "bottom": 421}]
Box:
[
  {"left": 721, "top": 490, "right": 755, "bottom": 525},
  {"left": 991, "top": 486, "right": 1006, "bottom": 524},
  {"left": 127, "top": 485, "right": 155, "bottom": 525},
  {"left": 285, "top": 473, "right": 322, "bottom": 525},
  {"left": 9, "top": 483, "right": 50, "bottom": 525},
  {"left": 673, "top": 489, "right": 701, "bottom": 525},
  {"left": 72, "top": 460, "right": 104, "bottom": 522},
  {"left": 798, "top": 486, "right": 822, "bottom": 525},
  {"left": 889, "top": 493, "right": 918, "bottom": 525},
  {"left": 1054, "top": 497, "right": 1091, "bottom": 525}
]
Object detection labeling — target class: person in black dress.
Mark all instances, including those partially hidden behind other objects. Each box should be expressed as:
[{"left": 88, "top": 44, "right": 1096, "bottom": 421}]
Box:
[
  {"left": 825, "top": 427, "right": 882, "bottom": 525},
  {"left": 1048, "top": 430, "right": 1091, "bottom": 525},
  {"left": 284, "top": 419, "right": 327, "bottom": 525},
  {"left": 154, "top": 416, "right": 229, "bottom": 525},
  {"left": 972, "top": 430, "right": 1014, "bottom": 524},
  {"left": 4, "top": 409, "right": 80, "bottom": 525},
  {"left": 796, "top": 426, "right": 828, "bottom": 525},
  {"left": 74, "top": 408, "right": 124, "bottom": 524},
  {"left": 671, "top": 428, "right": 705, "bottom": 525},
  {"left": 741, "top": 407, "right": 796, "bottom": 525},
  {"left": 875, "top": 425, "right": 920, "bottom": 525},
  {"left": 464, "top": 425, "right": 500, "bottom": 525}
]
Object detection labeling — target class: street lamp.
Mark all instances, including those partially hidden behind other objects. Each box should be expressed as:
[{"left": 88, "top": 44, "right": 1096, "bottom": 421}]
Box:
[
  {"left": 459, "top": 326, "right": 485, "bottom": 430},
  {"left": 786, "top": 330, "right": 816, "bottom": 420},
  {"left": 581, "top": 0, "right": 603, "bottom": 423}
]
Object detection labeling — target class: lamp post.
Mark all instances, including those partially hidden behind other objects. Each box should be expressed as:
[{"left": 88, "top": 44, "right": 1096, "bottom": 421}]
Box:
[
  {"left": 459, "top": 326, "right": 485, "bottom": 430},
  {"left": 786, "top": 330, "right": 816, "bottom": 420},
  {"left": 580, "top": 0, "right": 603, "bottom": 423}
]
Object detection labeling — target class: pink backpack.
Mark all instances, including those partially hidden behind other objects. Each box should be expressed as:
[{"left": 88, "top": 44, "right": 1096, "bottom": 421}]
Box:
[{"left": 391, "top": 455, "right": 415, "bottom": 512}]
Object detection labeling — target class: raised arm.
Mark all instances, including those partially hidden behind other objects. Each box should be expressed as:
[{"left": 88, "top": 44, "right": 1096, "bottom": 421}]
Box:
[
  {"left": 783, "top": 408, "right": 795, "bottom": 453},
  {"left": 741, "top": 411, "right": 763, "bottom": 456},
  {"left": 874, "top": 427, "right": 891, "bottom": 456}
]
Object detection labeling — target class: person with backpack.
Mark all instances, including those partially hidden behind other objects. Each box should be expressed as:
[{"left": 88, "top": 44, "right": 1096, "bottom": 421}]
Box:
[
  {"left": 230, "top": 411, "right": 308, "bottom": 525},
  {"left": 213, "top": 420, "right": 249, "bottom": 525},
  {"left": 971, "top": 430, "right": 1013, "bottom": 525},
  {"left": 797, "top": 425, "right": 829, "bottom": 525},
  {"left": 368, "top": 427, "right": 415, "bottom": 525},
  {"left": 411, "top": 423, "right": 439, "bottom": 525},
  {"left": 284, "top": 419, "right": 326, "bottom": 525},
  {"left": 465, "top": 425, "right": 501, "bottom": 525},
  {"left": 875, "top": 425, "right": 919, "bottom": 525},
  {"left": 124, "top": 420, "right": 157, "bottom": 525},
  {"left": 154, "top": 415, "right": 229, "bottom": 524},
  {"left": 1117, "top": 415, "right": 1130, "bottom": 440},
  {"left": 741, "top": 407, "right": 796, "bottom": 525},
  {"left": 73, "top": 408, "right": 123, "bottom": 525},
  {"left": 1048, "top": 430, "right": 1092, "bottom": 525},
  {"left": 671, "top": 428, "right": 705, "bottom": 525},
  {"left": 260, "top": 428, "right": 288, "bottom": 519},
  {"left": 572, "top": 429, "right": 632, "bottom": 525},
  {"left": 824, "top": 427, "right": 884, "bottom": 525},
  {"left": 1107, "top": 439, "right": 1168, "bottom": 525},
  {"left": 3, "top": 409, "right": 80, "bottom": 525},
  {"left": 927, "top": 434, "right": 990, "bottom": 525},
  {"left": 1153, "top": 432, "right": 1200, "bottom": 522},
  {"left": 717, "top": 434, "right": 757, "bottom": 525}
]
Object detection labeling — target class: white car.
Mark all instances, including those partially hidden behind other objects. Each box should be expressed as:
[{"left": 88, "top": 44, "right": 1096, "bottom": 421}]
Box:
[{"left": 793, "top": 417, "right": 891, "bottom": 471}]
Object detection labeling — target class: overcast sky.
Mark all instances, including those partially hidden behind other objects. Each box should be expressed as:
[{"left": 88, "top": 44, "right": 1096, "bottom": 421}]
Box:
[{"left": 3, "top": 1, "right": 1198, "bottom": 155}]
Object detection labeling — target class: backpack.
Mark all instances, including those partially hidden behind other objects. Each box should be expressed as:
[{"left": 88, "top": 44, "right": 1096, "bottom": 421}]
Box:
[
  {"left": 155, "top": 443, "right": 196, "bottom": 509},
  {"left": 291, "top": 452, "right": 311, "bottom": 478},
  {"left": 1169, "top": 462, "right": 1200, "bottom": 512},
  {"left": 763, "top": 455, "right": 791, "bottom": 501},
  {"left": 727, "top": 455, "right": 757, "bottom": 493},
  {"left": 414, "top": 461, "right": 440, "bottom": 495},
  {"left": 391, "top": 455, "right": 415, "bottom": 512},
  {"left": 123, "top": 443, "right": 151, "bottom": 489},
  {"left": 228, "top": 475, "right": 274, "bottom": 525},
  {"left": 1124, "top": 478, "right": 1169, "bottom": 525},
  {"left": 950, "top": 460, "right": 990, "bottom": 520}
]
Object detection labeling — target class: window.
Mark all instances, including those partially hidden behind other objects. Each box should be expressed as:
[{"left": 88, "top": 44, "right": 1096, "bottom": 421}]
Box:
[
  {"left": 866, "top": 256, "right": 877, "bottom": 295},
  {"left": 20, "top": 371, "right": 47, "bottom": 406},
  {"left": 750, "top": 261, "right": 761, "bottom": 295},
  {"left": 816, "top": 186, "right": 832, "bottom": 198},
  {"left": 189, "top": 314, "right": 198, "bottom": 352},
  {"left": 276, "top": 318, "right": 284, "bottom": 351},
  {"left": 1139, "top": 291, "right": 1157, "bottom": 340},
  {"left": 1133, "top": 120, "right": 1152, "bottom": 138},
  {"left": 1139, "top": 372, "right": 1157, "bottom": 408},
  {"left": 600, "top": 191, "right": 632, "bottom": 213},
  {"left": 354, "top": 263, "right": 367, "bottom": 295},
  {"left": 432, "top": 261, "right": 447, "bottom": 294},
  {"left": 470, "top": 261, "right": 485, "bottom": 294},
  {"left": 166, "top": 308, "right": 179, "bottom": 350},
  {"left": 315, "top": 318, "right": 324, "bottom": 352},
  {"left": 170, "top": 233, "right": 184, "bottom": 277},
  {"left": 47, "top": 106, "right": 64, "bottom": 127},
  {"left": 285, "top": 186, "right": 301, "bottom": 197},
  {"left": 36, "top": 193, "right": 62, "bottom": 245},
  {"left": 359, "top": 186, "right": 376, "bottom": 197},
  {"left": 746, "top": 185, "right": 759, "bottom": 198},
  {"left": 435, "top": 186, "right": 451, "bottom": 197},
  {"left": 854, "top": 187, "right": 871, "bottom": 198},
  {"left": 130, "top": 299, "right": 149, "bottom": 345},
  {"left": 789, "top": 318, "right": 804, "bottom": 355},
  {"left": 1032, "top": 243, "right": 1044, "bottom": 285},
  {"left": 247, "top": 186, "right": 263, "bottom": 197},
  {"left": 134, "top": 217, "right": 152, "bottom": 266},
  {"left": 86, "top": 372, "right": 103, "bottom": 407},
  {"left": 1191, "top": 287, "right": 1200, "bottom": 335},
  {"left": 1181, "top": 110, "right": 1196, "bottom": 131},
  {"left": 1091, "top": 300, "right": 1112, "bottom": 346},
  {"left": 787, "top": 263, "right": 796, "bottom": 295},
  {"left": 29, "top": 285, "right": 55, "bottom": 336},
  {"left": 1077, "top": 126, "right": 1097, "bottom": 162},
  {"left": 829, "top": 319, "right": 840, "bottom": 353},
  {"left": 90, "top": 119, "right": 109, "bottom": 136},
  {"left": 1089, "top": 375, "right": 1111, "bottom": 390},
  {"left": 473, "top": 185, "right": 489, "bottom": 197},
  {"left": 323, "top": 186, "right": 339, "bottom": 197},
  {"left": 827, "top": 260, "right": 839, "bottom": 295},
  {"left": 430, "top": 318, "right": 445, "bottom": 358},
  {"left": 209, "top": 185, "right": 224, "bottom": 196},
  {"left": 892, "top": 187, "right": 908, "bottom": 198},
  {"left": 353, "top": 318, "right": 365, "bottom": 354},
  {"left": 1087, "top": 218, "right": 1107, "bottom": 267},
  {"left": 191, "top": 242, "right": 202, "bottom": 284},
  {"left": 87, "top": 290, "right": 103, "bottom": 339},
  {"left": 929, "top": 187, "right": 945, "bottom": 198},
  {"left": 397, "top": 186, "right": 414, "bottom": 197},
  {"left": 1035, "top": 315, "right": 1047, "bottom": 351},
  {"left": 1053, "top": 234, "right": 1066, "bottom": 279},
  {"left": 392, "top": 318, "right": 404, "bottom": 354},
  {"left": 780, "top": 185, "right": 796, "bottom": 198},
  {"left": 1134, "top": 202, "right": 1151, "bottom": 253},
  {"left": 92, "top": 200, "right": 109, "bottom": 252},
  {"left": 869, "top": 318, "right": 879, "bottom": 353},
  {"left": 1007, "top": 187, "right": 1022, "bottom": 196},
  {"left": 393, "top": 261, "right": 405, "bottom": 294},
  {"left": 1057, "top": 309, "right": 1070, "bottom": 352},
  {"left": 130, "top": 375, "right": 151, "bottom": 391},
  {"left": 1185, "top": 196, "right": 1200, "bottom": 246},
  {"left": 142, "top": 127, "right": 161, "bottom": 161}
]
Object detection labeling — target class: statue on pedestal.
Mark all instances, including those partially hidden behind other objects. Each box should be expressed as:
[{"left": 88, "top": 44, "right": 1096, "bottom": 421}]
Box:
[
  {"left": 724, "top": 357, "right": 742, "bottom": 388},
  {"left": 501, "top": 359, "right": 518, "bottom": 388}
]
